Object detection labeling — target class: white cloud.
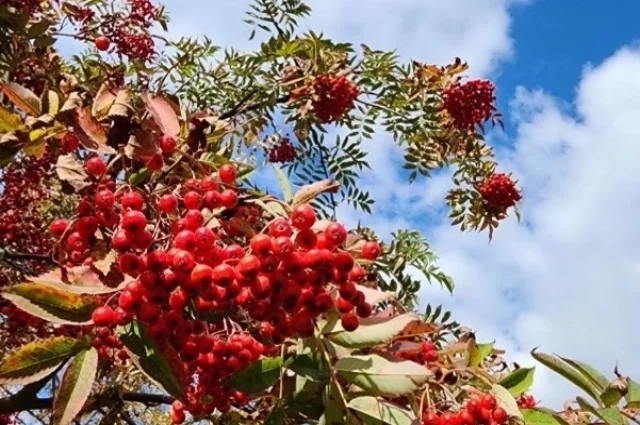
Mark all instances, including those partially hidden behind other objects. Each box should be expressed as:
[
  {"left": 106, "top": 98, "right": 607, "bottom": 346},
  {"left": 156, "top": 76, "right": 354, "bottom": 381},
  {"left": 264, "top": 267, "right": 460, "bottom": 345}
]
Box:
[
  {"left": 163, "top": 0, "right": 524, "bottom": 76},
  {"left": 416, "top": 46, "right": 640, "bottom": 407}
]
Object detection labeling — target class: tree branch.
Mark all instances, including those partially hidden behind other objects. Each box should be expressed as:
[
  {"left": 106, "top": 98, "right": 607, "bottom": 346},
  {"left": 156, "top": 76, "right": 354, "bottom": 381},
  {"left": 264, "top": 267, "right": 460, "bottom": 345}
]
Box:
[
  {"left": 219, "top": 94, "right": 289, "bottom": 120},
  {"left": 0, "top": 390, "right": 173, "bottom": 415}
]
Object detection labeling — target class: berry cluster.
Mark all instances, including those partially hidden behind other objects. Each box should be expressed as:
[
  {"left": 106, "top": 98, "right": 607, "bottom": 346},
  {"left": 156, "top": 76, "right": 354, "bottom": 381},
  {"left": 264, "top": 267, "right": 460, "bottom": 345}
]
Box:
[
  {"left": 397, "top": 340, "right": 439, "bottom": 364},
  {"left": 443, "top": 80, "right": 496, "bottom": 131},
  {"left": 10, "top": 49, "right": 61, "bottom": 95},
  {"left": 307, "top": 75, "right": 359, "bottom": 123},
  {"left": 423, "top": 394, "right": 508, "bottom": 425},
  {"left": 71, "top": 0, "right": 159, "bottom": 62},
  {"left": 44, "top": 151, "right": 383, "bottom": 422},
  {"left": 478, "top": 173, "right": 521, "bottom": 213},
  {"left": 268, "top": 137, "right": 296, "bottom": 163},
  {"left": 0, "top": 153, "right": 56, "bottom": 286},
  {"left": 517, "top": 394, "right": 536, "bottom": 409},
  {"left": 6, "top": 0, "right": 41, "bottom": 15}
]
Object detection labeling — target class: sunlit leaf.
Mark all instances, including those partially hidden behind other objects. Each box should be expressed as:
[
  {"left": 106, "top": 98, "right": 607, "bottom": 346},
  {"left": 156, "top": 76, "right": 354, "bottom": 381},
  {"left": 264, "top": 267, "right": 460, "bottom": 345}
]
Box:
[
  {"left": 0, "top": 336, "right": 88, "bottom": 385},
  {"left": 348, "top": 396, "right": 416, "bottom": 425},
  {"left": 327, "top": 313, "right": 421, "bottom": 349},
  {"left": 1, "top": 81, "right": 41, "bottom": 116},
  {"left": 52, "top": 348, "right": 98, "bottom": 425},
  {"left": 498, "top": 367, "right": 535, "bottom": 397},
  {"left": 226, "top": 357, "right": 286, "bottom": 394},
  {"left": 142, "top": 92, "right": 180, "bottom": 136}
]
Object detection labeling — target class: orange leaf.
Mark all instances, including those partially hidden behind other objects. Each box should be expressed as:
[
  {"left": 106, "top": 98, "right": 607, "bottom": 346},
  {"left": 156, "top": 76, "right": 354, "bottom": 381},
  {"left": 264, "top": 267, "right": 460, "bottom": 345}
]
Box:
[{"left": 142, "top": 92, "right": 180, "bottom": 136}]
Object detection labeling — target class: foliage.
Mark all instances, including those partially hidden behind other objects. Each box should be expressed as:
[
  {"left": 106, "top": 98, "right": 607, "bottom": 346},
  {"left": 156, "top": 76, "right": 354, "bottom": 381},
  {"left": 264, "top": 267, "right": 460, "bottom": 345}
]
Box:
[{"left": 0, "top": 2, "right": 629, "bottom": 425}]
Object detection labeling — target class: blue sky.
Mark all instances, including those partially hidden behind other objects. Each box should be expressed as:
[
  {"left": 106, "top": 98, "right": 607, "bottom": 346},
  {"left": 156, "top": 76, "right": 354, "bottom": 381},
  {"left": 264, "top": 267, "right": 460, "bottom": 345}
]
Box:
[
  {"left": 160, "top": 0, "right": 640, "bottom": 408},
  {"left": 54, "top": 0, "right": 640, "bottom": 409}
]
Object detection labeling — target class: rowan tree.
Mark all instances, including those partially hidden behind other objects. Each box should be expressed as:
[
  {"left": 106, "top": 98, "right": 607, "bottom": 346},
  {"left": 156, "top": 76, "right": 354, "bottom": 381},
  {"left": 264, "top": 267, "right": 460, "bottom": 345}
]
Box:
[{"left": 0, "top": 1, "right": 635, "bottom": 425}]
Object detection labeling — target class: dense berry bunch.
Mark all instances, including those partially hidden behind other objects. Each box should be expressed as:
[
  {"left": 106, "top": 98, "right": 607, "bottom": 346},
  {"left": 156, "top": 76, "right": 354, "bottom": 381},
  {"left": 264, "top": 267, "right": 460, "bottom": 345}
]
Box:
[
  {"left": 0, "top": 413, "right": 14, "bottom": 425},
  {"left": 310, "top": 75, "right": 359, "bottom": 123},
  {"left": 423, "top": 394, "right": 509, "bottom": 425},
  {"left": 7, "top": 0, "right": 41, "bottom": 15},
  {"left": 443, "top": 80, "right": 496, "bottom": 131},
  {"left": 10, "top": 49, "right": 61, "bottom": 95},
  {"left": 478, "top": 173, "right": 521, "bottom": 213},
  {"left": 268, "top": 137, "right": 296, "bottom": 163},
  {"left": 397, "top": 340, "right": 439, "bottom": 364},
  {"left": 517, "top": 394, "right": 536, "bottom": 409},
  {"left": 71, "top": 1, "right": 159, "bottom": 62},
  {"left": 0, "top": 153, "right": 57, "bottom": 285}
]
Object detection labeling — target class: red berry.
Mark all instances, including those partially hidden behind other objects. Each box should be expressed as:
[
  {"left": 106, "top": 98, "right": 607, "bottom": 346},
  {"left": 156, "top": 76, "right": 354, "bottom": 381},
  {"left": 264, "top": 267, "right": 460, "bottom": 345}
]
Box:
[
  {"left": 201, "top": 176, "right": 218, "bottom": 191},
  {"left": 174, "top": 230, "right": 196, "bottom": 251},
  {"left": 480, "top": 395, "right": 497, "bottom": 410},
  {"left": 169, "top": 289, "right": 189, "bottom": 311},
  {"left": 49, "top": 219, "right": 69, "bottom": 236},
  {"left": 212, "top": 264, "right": 235, "bottom": 287},
  {"left": 172, "top": 250, "right": 195, "bottom": 272},
  {"left": 61, "top": 132, "right": 80, "bottom": 152},
  {"left": 183, "top": 210, "right": 204, "bottom": 230},
  {"left": 478, "top": 172, "right": 522, "bottom": 213},
  {"left": 443, "top": 79, "right": 495, "bottom": 131},
  {"left": 121, "top": 210, "right": 147, "bottom": 234},
  {"left": 423, "top": 412, "right": 442, "bottom": 425},
  {"left": 146, "top": 153, "right": 164, "bottom": 171},
  {"left": 250, "top": 234, "right": 273, "bottom": 256},
  {"left": 112, "top": 229, "right": 132, "bottom": 251},
  {"left": 96, "top": 189, "right": 116, "bottom": 210},
  {"left": 121, "top": 192, "right": 145, "bottom": 210},
  {"left": 362, "top": 241, "right": 382, "bottom": 260},
  {"left": 341, "top": 313, "right": 359, "bottom": 331},
  {"left": 95, "top": 36, "right": 111, "bottom": 51},
  {"left": 291, "top": 204, "right": 316, "bottom": 229},
  {"left": 335, "top": 297, "right": 353, "bottom": 314},
  {"left": 237, "top": 255, "right": 261, "bottom": 279},
  {"left": 424, "top": 350, "right": 439, "bottom": 363},
  {"left": 219, "top": 164, "right": 237, "bottom": 183},
  {"left": 348, "top": 265, "right": 366, "bottom": 283},
  {"left": 269, "top": 218, "right": 292, "bottom": 238},
  {"left": 159, "top": 194, "right": 178, "bottom": 214},
  {"left": 356, "top": 302, "right": 372, "bottom": 318},
  {"left": 85, "top": 157, "right": 106, "bottom": 176},
  {"left": 311, "top": 75, "right": 359, "bottom": 123},
  {"left": 325, "top": 222, "right": 347, "bottom": 246},
  {"left": 492, "top": 408, "right": 507, "bottom": 424},
  {"left": 339, "top": 281, "right": 357, "bottom": 301},
  {"left": 183, "top": 191, "right": 201, "bottom": 210},
  {"left": 92, "top": 306, "right": 114, "bottom": 326},
  {"left": 190, "top": 264, "right": 213, "bottom": 287},
  {"left": 220, "top": 189, "right": 238, "bottom": 208},
  {"left": 203, "top": 190, "right": 222, "bottom": 208},
  {"left": 160, "top": 135, "right": 177, "bottom": 153},
  {"left": 272, "top": 236, "right": 294, "bottom": 257},
  {"left": 118, "top": 253, "right": 141, "bottom": 275},
  {"left": 194, "top": 227, "right": 216, "bottom": 248}
]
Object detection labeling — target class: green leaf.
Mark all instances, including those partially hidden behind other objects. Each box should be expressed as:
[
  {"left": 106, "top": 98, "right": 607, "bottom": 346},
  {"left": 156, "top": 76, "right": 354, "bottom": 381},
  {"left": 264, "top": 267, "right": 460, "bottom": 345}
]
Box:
[
  {"left": 577, "top": 397, "right": 627, "bottom": 425},
  {"left": 1, "top": 81, "right": 41, "bottom": 116},
  {"left": 560, "top": 357, "right": 609, "bottom": 391},
  {"left": 271, "top": 164, "right": 293, "bottom": 203},
  {"left": 27, "top": 20, "right": 51, "bottom": 38},
  {"left": 601, "top": 383, "right": 624, "bottom": 408},
  {"left": 469, "top": 341, "right": 495, "bottom": 367},
  {"left": 531, "top": 349, "right": 602, "bottom": 404},
  {"left": 2, "top": 282, "right": 99, "bottom": 325},
  {"left": 292, "top": 179, "right": 340, "bottom": 207},
  {"left": 327, "top": 313, "right": 420, "bottom": 349},
  {"left": 52, "top": 348, "right": 98, "bottom": 425},
  {"left": 334, "top": 354, "right": 431, "bottom": 396},
  {"left": 522, "top": 409, "right": 572, "bottom": 425},
  {"left": 56, "top": 154, "right": 90, "bottom": 192},
  {"left": 0, "top": 336, "right": 88, "bottom": 385},
  {"left": 0, "top": 106, "right": 22, "bottom": 132},
  {"left": 117, "top": 320, "right": 186, "bottom": 400},
  {"left": 226, "top": 357, "right": 285, "bottom": 394},
  {"left": 625, "top": 378, "right": 640, "bottom": 409},
  {"left": 348, "top": 396, "right": 416, "bottom": 425},
  {"left": 491, "top": 384, "right": 523, "bottom": 419},
  {"left": 288, "top": 353, "right": 328, "bottom": 382},
  {"left": 498, "top": 367, "right": 536, "bottom": 397},
  {"left": 128, "top": 168, "right": 151, "bottom": 186}
]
